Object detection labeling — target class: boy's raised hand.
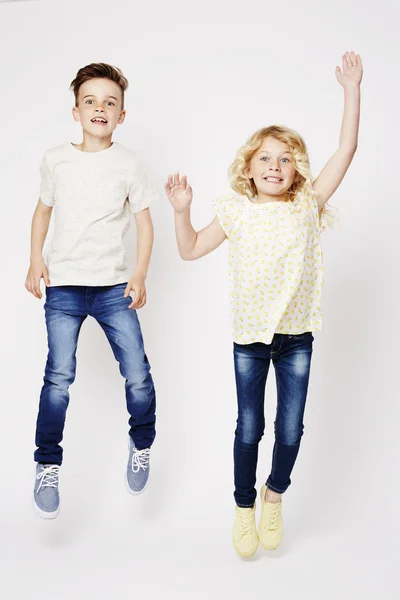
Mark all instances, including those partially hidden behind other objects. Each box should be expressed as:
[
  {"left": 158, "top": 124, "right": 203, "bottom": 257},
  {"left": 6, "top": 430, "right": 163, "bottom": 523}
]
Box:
[
  {"left": 25, "top": 260, "right": 50, "bottom": 299},
  {"left": 165, "top": 173, "right": 193, "bottom": 213},
  {"left": 336, "top": 51, "right": 363, "bottom": 88}
]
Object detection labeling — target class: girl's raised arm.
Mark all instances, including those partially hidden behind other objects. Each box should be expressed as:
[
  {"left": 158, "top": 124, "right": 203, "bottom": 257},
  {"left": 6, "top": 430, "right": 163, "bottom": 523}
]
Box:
[{"left": 313, "top": 51, "right": 363, "bottom": 209}]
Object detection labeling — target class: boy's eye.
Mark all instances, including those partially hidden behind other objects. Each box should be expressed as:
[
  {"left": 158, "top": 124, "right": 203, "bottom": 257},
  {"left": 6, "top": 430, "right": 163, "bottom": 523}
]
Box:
[
  {"left": 86, "top": 100, "right": 93, "bottom": 104},
  {"left": 106, "top": 101, "right": 115, "bottom": 106}
]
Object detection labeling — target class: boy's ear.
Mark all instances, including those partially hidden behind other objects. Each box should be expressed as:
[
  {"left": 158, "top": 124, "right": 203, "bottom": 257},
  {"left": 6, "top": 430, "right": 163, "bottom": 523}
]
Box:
[
  {"left": 118, "top": 109, "right": 126, "bottom": 125},
  {"left": 72, "top": 105, "right": 81, "bottom": 123}
]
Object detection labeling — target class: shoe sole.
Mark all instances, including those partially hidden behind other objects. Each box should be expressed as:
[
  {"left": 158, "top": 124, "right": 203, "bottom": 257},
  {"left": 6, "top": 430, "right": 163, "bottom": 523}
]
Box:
[
  {"left": 233, "top": 541, "right": 259, "bottom": 558},
  {"left": 258, "top": 538, "right": 281, "bottom": 551},
  {"left": 32, "top": 496, "right": 60, "bottom": 520},
  {"left": 125, "top": 435, "right": 149, "bottom": 496}
]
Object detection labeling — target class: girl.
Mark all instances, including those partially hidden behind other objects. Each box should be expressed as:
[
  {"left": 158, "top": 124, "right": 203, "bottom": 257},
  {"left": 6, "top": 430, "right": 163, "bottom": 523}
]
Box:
[{"left": 165, "top": 52, "right": 362, "bottom": 557}]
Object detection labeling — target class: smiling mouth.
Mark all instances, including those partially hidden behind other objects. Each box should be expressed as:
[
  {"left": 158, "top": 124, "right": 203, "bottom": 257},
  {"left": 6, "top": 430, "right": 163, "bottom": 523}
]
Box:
[
  {"left": 91, "top": 117, "right": 108, "bottom": 124},
  {"left": 263, "top": 176, "right": 283, "bottom": 183}
]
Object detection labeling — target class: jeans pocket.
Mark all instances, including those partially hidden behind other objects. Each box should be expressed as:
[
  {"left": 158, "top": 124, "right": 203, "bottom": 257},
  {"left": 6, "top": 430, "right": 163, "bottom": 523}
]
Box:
[
  {"left": 44, "top": 286, "right": 55, "bottom": 308},
  {"left": 287, "top": 332, "right": 314, "bottom": 343}
]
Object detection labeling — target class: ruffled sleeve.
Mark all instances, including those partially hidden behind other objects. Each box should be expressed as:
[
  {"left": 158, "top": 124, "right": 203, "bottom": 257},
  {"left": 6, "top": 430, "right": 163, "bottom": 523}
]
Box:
[
  {"left": 293, "top": 189, "right": 337, "bottom": 233},
  {"left": 212, "top": 194, "right": 243, "bottom": 239}
]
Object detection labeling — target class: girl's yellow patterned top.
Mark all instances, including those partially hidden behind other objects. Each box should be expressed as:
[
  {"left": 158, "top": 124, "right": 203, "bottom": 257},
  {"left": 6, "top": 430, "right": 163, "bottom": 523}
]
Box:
[{"left": 213, "top": 191, "right": 328, "bottom": 345}]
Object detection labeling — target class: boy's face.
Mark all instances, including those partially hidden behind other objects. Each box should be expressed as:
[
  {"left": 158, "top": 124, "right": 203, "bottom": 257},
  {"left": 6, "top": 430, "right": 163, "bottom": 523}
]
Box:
[
  {"left": 246, "top": 136, "right": 297, "bottom": 198},
  {"left": 72, "top": 78, "right": 126, "bottom": 137}
]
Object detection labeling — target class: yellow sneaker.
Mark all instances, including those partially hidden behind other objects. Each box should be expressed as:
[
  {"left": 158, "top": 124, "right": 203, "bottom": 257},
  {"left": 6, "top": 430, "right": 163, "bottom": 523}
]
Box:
[
  {"left": 232, "top": 504, "right": 259, "bottom": 557},
  {"left": 258, "top": 485, "right": 284, "bottom": 550}
]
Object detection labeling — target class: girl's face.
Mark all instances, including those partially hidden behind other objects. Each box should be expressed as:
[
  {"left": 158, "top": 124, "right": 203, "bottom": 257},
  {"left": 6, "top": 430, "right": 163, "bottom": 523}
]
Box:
[{"left": 246, "top": 136, "right": 297, "bottom": 201}]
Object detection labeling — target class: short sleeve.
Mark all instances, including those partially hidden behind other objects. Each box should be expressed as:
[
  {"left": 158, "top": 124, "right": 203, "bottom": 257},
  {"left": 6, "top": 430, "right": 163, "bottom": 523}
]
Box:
[
  {"left": 295, "top": 190, "right": 337, "bottom": 233},
  {"left": 128, "top": 162, "right": 160, "bottom": 214},
  {"left": 309, "top": 193, "right": 338, "bottom": 232},
  {"left": 212, "top": 195, "right": 240, "bottom": 239},
  {"left": 39, "top": 155, "right": 55, "bottom": 207}
]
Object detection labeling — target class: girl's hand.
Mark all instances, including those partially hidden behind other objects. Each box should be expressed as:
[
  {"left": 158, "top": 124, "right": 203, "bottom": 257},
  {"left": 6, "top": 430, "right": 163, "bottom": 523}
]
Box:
[
  {"left": 124, "top": 272, "right": 146, "bottom": 310},
  {"left": 336, "top": 51, "right": 363, "bottom": 88},
  {"left": 25, "top": 259, "right": 50, "bottom": 299},
  {"left": 165, "top": 173, "right": 193, "bottom": 213}
]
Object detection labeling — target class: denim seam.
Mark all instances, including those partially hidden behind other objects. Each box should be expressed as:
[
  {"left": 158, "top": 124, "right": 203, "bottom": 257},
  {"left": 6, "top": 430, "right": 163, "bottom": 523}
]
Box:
[
  {"left": 270, "top": 336, "right": 283, "bottom": 357},
  {"left": 266, "top": 481, "right": 286, "bottom": 494}
]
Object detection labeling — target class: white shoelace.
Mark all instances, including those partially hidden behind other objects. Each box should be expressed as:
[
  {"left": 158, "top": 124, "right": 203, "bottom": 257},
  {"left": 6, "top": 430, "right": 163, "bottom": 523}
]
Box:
[
  {"left": 132, "top": 448, "right": 150, "bottom": 473},
  {"left": 36, "top": 465, "right": 60, "bottom": 492}
]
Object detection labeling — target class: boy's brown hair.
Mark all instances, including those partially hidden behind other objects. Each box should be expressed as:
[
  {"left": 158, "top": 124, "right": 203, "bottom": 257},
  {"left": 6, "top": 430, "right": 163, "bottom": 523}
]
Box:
[{"left": 70, "top": 63, "right": 129, "bottom": 108}]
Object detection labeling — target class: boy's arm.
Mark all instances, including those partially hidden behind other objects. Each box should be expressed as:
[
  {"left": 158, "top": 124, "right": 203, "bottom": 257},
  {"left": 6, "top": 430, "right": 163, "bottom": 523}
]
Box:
[
  {"left": 313, "top": 51, "right": 363, "bottom": 210},
  {"left": 165, "top": 173, "right": 226, "bottom": 260},
  {"left": 124, "top": 208, "right": 154, "bottom": 310},
  {"left": 25, "top": 200, "right": 53, "bottom": 299}
]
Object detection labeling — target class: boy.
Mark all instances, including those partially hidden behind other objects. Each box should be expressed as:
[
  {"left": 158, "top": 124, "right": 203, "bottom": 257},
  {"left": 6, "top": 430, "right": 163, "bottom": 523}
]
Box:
[{"left": 25, "top": 63, "right": 158, "bottom": 519}]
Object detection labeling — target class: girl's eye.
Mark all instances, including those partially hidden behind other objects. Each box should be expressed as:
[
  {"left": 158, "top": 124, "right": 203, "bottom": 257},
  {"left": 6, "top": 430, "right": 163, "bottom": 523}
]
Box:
[
  {"left": 86, "top": 100, "right": 93, "bottom": 104},
  {"left": 260, "top": 156, "right": 269, "bottom": 161},
  {"left": 281, "top": 158, "right": 290, "bottom": 163}
]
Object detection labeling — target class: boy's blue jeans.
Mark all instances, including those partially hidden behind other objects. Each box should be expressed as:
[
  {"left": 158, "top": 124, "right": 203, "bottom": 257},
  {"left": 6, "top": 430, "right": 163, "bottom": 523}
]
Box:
[
  {"left": 34, "top": 284, "right": 156, "bottom": 465},
  {"left": 233, "top": 333, "right": 313, "bottom": 507}
]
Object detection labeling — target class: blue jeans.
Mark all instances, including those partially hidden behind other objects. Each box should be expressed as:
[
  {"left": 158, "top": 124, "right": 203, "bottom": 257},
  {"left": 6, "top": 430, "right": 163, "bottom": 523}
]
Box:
[
  {"left": 34, "top": 284, "right": 156, "bottom": 465},
  {"left": 233, "top": 333, "right": 313, "bottom": 507}
]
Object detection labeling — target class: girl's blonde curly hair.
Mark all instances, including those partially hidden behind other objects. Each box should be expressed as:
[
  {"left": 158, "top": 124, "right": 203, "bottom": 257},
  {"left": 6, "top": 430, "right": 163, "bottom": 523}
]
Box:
[{"left": 229, "top": 125, "right": 313, "bottom": 202}]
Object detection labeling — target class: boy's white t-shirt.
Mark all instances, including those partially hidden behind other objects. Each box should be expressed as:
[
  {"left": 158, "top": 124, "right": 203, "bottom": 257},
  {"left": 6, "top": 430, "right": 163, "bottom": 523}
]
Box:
[{"left": 39, "top": 142, "right": 159, "bottom": 287}]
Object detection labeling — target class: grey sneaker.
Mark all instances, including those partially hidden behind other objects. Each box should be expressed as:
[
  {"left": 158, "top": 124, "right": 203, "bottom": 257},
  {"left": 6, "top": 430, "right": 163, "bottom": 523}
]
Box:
[
  {"left": 125, "top": 436, "right": 150, "bottom": 495},
  {"left": 33, "top": 463, "right": 60, "bottom": 519}
]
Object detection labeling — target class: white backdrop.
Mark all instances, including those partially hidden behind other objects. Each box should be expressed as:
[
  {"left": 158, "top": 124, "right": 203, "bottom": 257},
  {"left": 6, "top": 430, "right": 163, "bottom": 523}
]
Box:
[{"left": 0, "top": 0, "right": 399, "bottom": 598}]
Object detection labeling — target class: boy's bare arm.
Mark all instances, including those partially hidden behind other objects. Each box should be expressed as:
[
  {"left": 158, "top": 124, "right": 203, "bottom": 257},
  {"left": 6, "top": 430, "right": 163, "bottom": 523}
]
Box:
[
  {"left": 25, "top": 200, "right": 53, "bottom": 299},
  {"left": 124, "top": 207, "right": 154, "bottom": 310}
]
